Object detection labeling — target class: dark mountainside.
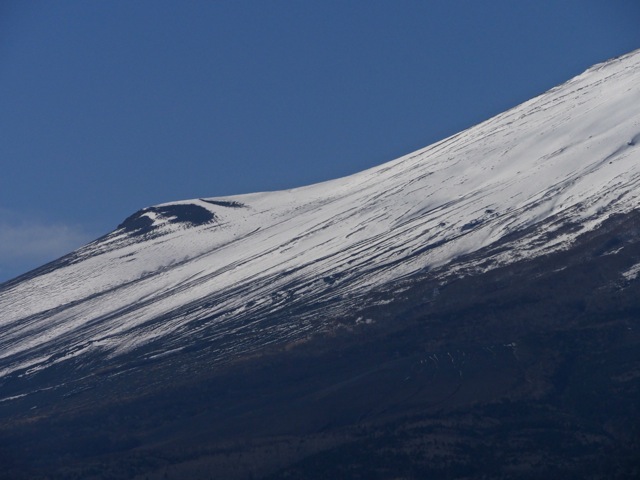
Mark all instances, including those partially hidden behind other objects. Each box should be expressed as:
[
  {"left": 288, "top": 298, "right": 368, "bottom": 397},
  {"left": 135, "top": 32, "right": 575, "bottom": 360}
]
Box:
[
  {"left": 2, "top": 52, "right": 640, "bottom": 479},
  {"left": 2, "top": 211, "right": 640, "bottom": 479}
]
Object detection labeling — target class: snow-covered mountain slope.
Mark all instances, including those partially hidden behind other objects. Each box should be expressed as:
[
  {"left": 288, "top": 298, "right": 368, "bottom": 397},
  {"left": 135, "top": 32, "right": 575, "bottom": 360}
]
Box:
[{"left": 2, "top": 49, "right": 640, "bottom": 379}]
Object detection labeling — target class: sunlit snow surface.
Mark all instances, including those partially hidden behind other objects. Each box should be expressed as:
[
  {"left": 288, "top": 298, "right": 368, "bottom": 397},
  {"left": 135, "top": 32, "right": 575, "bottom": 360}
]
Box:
[{"left": 2, "top": 50, "right": 640, "bottom": 377}]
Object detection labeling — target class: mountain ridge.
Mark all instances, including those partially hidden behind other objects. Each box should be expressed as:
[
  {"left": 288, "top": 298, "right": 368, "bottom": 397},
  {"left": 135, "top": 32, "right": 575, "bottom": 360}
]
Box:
[{"left": 2, "top": 49, "right": 640, "bottom": 380}]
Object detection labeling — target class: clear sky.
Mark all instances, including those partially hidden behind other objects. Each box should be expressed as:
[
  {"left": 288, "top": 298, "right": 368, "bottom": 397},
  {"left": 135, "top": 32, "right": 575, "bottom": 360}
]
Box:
[{"left": 1, "top": 0, "right": 639, "bottom": 282}]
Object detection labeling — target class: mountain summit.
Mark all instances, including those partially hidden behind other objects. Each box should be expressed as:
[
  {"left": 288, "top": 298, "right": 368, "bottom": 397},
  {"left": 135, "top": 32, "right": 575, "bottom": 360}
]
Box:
[{"left": 2, "top": 50, "right": 640, "bottom": 479}]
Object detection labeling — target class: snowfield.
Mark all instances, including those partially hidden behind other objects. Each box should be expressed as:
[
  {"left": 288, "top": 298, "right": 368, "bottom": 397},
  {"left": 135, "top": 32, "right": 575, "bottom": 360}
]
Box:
[{"left": 2, "top": 49, "right": 640, "bottom": 378}]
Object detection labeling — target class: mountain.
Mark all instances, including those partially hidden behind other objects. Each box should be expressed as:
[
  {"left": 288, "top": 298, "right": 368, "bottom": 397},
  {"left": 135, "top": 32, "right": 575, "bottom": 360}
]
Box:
[{"left": 1, "top": 50, "right": 640, "bottom": 479}]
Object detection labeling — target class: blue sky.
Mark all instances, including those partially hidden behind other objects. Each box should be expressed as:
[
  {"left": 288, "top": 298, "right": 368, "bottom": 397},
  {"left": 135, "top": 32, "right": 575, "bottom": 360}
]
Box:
[{"left": 1, "top": 0, "right": 639, "bottom": 282}]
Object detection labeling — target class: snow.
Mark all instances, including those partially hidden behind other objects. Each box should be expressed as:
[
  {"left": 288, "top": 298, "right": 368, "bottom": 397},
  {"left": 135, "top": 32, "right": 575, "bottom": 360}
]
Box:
[
  {"left": 623, "top": 263, "right": 640, "bottom": 281},
  {"left": 2, "top": 49, "right": 640, "bottom": 378}
]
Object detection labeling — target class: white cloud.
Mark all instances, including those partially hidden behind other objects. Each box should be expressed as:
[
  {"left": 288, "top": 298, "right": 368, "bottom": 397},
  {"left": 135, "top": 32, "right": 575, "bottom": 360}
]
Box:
[
  {"left": 0, "top": 222, "right": 90, "bottom": 259},
  {"left": 0, "top": 212, "right": 95, "bottom": 282}
]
